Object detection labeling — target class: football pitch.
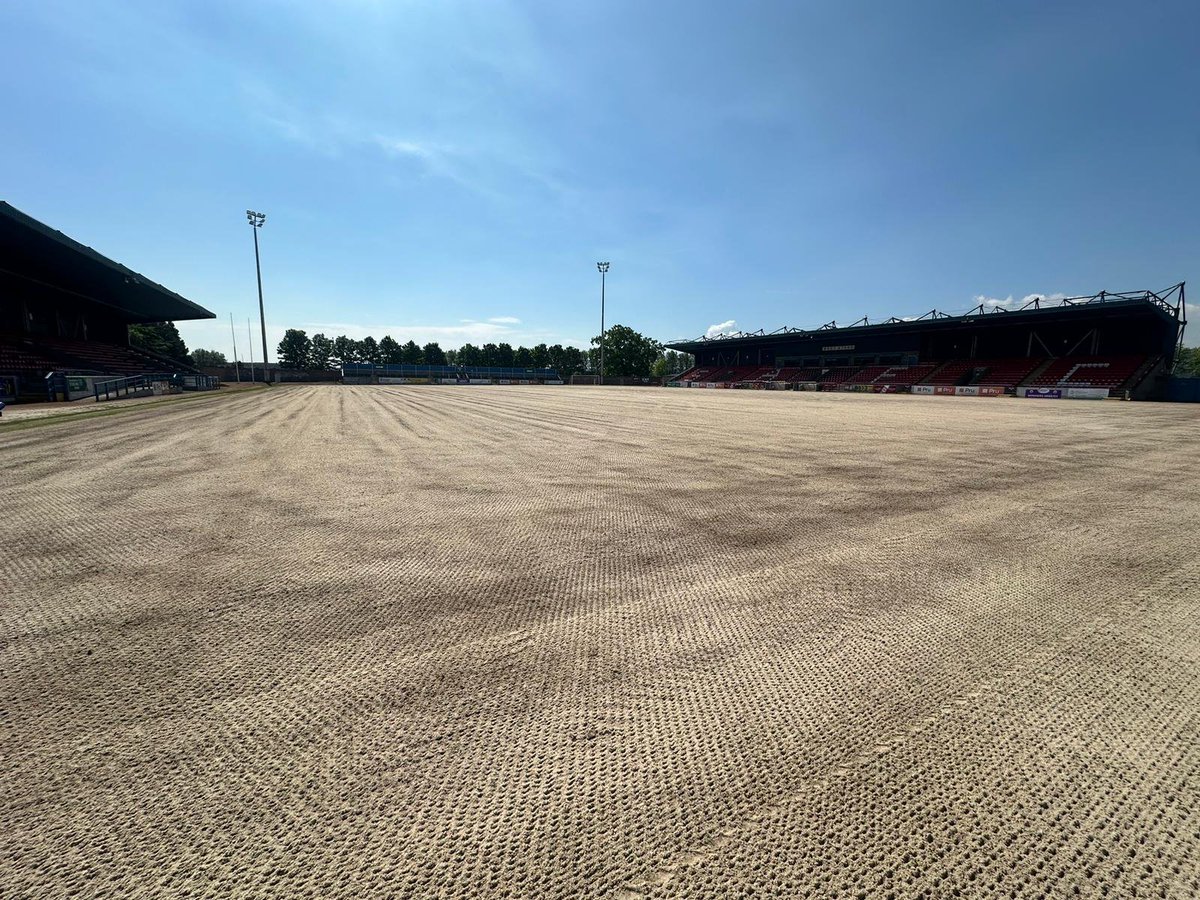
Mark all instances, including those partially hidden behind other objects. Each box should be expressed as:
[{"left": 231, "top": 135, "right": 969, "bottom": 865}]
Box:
[{"left": 2, "top": 385, "right": 1198, "bottom": 899}]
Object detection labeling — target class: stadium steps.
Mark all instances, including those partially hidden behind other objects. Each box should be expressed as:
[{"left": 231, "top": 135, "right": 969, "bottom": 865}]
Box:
[
  {"left": 1027, "top": 355, "right": 1146, "bottom": 390},
  {"left": 873, "top": 363, "right": 938, "bottom": 386},
  {"left": 815, "top": 366, "right": 861, "bottom": 385},
  {"left": 968, "top": 358, "right": 1044, "bottom": 388},
  {"left": 1120, "top": 355, "right": 1163, "bottom": 396},
  {"left": 130, "top": 345, "right": 201, "bottom": 375},
  {"left": 1016, "top": 358, "right": 1057, "bottom": 388},
  {"left": 917, "top": 360, "right": 950, "bottom": 384}
]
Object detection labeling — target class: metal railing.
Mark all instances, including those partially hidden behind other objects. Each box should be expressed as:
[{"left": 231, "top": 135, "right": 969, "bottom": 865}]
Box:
[{"left": 94, "top": 373, "right": 219, "bottom": 401}]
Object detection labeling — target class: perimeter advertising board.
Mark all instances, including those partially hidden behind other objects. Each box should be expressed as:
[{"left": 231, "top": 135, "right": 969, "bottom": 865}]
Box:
[
  {"left": 1022, "top": 388, "right": 1062, "bottom": 399},
  {"left": 911, "top": 385, "right": 935, "bottom": 395}
]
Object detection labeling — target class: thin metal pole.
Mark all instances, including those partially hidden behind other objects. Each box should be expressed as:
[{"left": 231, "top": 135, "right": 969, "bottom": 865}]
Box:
[
  {"left": 229, "top": 312, "right": 241, "bottom": 383},
  {"left": 253, "top": 225, "right": 268, "bottom": 370},
  {"left": 600, "top": 269, "right": 605, "bottom": 383},
  {"left": 247, "top": 318, "right": 257, "bottom": 383}
]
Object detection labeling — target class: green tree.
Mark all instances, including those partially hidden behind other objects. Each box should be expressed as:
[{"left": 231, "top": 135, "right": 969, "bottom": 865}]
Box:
[
  {"left": 655, "top": 349, "right": 693, "bottom": 377},
  {"left": 444, "top": 348, "right": 458, "bottom": 365},
  {"left": 333, "top": 335, "right": 358, "bottom": 365},
  {"left": 310, "top": 333, "right": 334, "bottom": 369},
  {"left": 423, "top": 342, "right": 447, "bottom": 365},
  {"left": 480, "top": 343, "right": 500, "bottom": 366},
  {"left": 277, "top": 329, "right": 312, "bottom": 369},
  {"left": 1175, "top": 346, "right": 1200, "bottom": 376},
  {"left": 129, "top": 322, "right": 189, "bottom": 364},
  {"left": 591, "top": 324, "right": 662, "bottom": 377},
  {"left": 378, "top": 335, "right": 403, "bottom": 365},
  {"left": 359, "top": 336, "right": 381, "bottom": 364},
  {"left": 563, "top": 346, "right": 586, "bottom": 378},
  {"left": 191, "top": 348, "right": 227, "bottom": 367},
  {"left": 496, "top": 342, "right": 515, "bottom": 367},
  {"left": 458, "top": 343, "right": 482, "bottom": 366},
  {"left": 514, "top": 346, "right": 533, "bottom": 368},
  {"left": 651, "top": 356, "right": 669, "bottom": 378},
  {"left": 546, "top": 344, "right": 585, "bottom": 380},
  {"left": 530, "top": 343, "right": 550, "bottom": 369},
  {"left": 401, "top": 340, "right": 423, "bottom": 364}
]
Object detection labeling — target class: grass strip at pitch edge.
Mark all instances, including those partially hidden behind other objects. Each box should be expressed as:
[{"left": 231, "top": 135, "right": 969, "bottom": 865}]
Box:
[{"left": 0, "top": 384, "right": 272, "bottom": 434}]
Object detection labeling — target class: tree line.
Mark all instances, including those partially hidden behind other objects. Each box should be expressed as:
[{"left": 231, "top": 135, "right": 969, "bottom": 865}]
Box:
[
  {"left": 264, "top": 325, "right": 692, "bottom": 378},
  {"left": 130, "top": 320, "right": 697, "bottom": 377}
]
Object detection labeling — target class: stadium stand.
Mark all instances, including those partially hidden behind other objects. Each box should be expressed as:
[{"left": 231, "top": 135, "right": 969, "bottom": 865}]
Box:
[
  {"left": 969, "top": 357, "right": 1045, "bottom": 388},
  {"left": 1027, "top": 355, "right": 1149, "bottom": 390},
  {"left": 914, "top": 357, "right": 1048, "bottom": 389},
  {"left": 0, "top": 338, "right": 59, "bottom": 375},
  {"left": 0, "top": 201, "right": 214, "bottom": 401},
  {"left": 815, "top": 366, "right": 860, "bottom": 385},
  {"left": 734, "top": 366, "right": 772, "bottom": 382},
  {"left": 876, "top": 363, "right": 939, "bottom": 385},
  {"left": 783, "top": 367, "right": 824, "bottom": 382},
  {"left": 842, "top": 366, "right": 890, "bottom": 384},
  {"left": 666, "top": 285, "right": 1185, "bottom": 400},
  {"left": 922, "top": 359, "right": 976, "bottom": 385}
]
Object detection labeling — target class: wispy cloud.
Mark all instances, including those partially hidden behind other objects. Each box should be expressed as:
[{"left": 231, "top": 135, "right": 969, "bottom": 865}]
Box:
[
  {"left": 242, "top": 70, "right": 580, "bottom": 208},
  {"left": 371, "top": 135, "right": 483, "bottom": 190},
  {"left": 705, "top": 319, "right": 737, "bottom": 338},
  {"left": 488, "top": 316, "right": 521, "bottom": 324}
]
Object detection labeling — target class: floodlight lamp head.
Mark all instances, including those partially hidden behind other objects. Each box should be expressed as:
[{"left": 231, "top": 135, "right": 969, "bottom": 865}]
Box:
[{"left": 597, "top": 261, "right": 610, "bottom": 273}]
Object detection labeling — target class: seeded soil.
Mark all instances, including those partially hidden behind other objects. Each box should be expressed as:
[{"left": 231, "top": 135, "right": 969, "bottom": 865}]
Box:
[{"left": 2, "top": 384, "right": 1198, "bottom": 899}]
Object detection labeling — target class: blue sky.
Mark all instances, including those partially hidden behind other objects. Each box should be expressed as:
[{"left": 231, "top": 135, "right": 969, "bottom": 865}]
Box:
[{"left": 3, "top": 0, "right": 1197, "bottom": 358}]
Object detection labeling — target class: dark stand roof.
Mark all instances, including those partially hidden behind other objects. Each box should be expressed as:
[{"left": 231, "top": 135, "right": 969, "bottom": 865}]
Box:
[
  {"left": 665, "top": 286, "right": 1185, "bottom": 353},
  {"left": 0, "top": 200, "right": 215, "bottom": 323}
]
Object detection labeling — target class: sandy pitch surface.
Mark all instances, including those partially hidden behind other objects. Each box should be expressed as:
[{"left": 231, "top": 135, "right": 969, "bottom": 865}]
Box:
[{"left": 3, "top": 385, "right": 1198, "bottom": 899}]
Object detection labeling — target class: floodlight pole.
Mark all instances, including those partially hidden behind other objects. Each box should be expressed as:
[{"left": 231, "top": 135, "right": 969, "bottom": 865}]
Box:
[
  {"left": 229, "top": 312, "right": 241, "bottom": 383},
  {"left": 247, "top": 317, "right": 257, "bottom": 383},
  {"left": 247, "top": 210, "right": 268, "bottom": 376},
  {"left": 597, "top": 261, "right": 610, "bottom": 383}
]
